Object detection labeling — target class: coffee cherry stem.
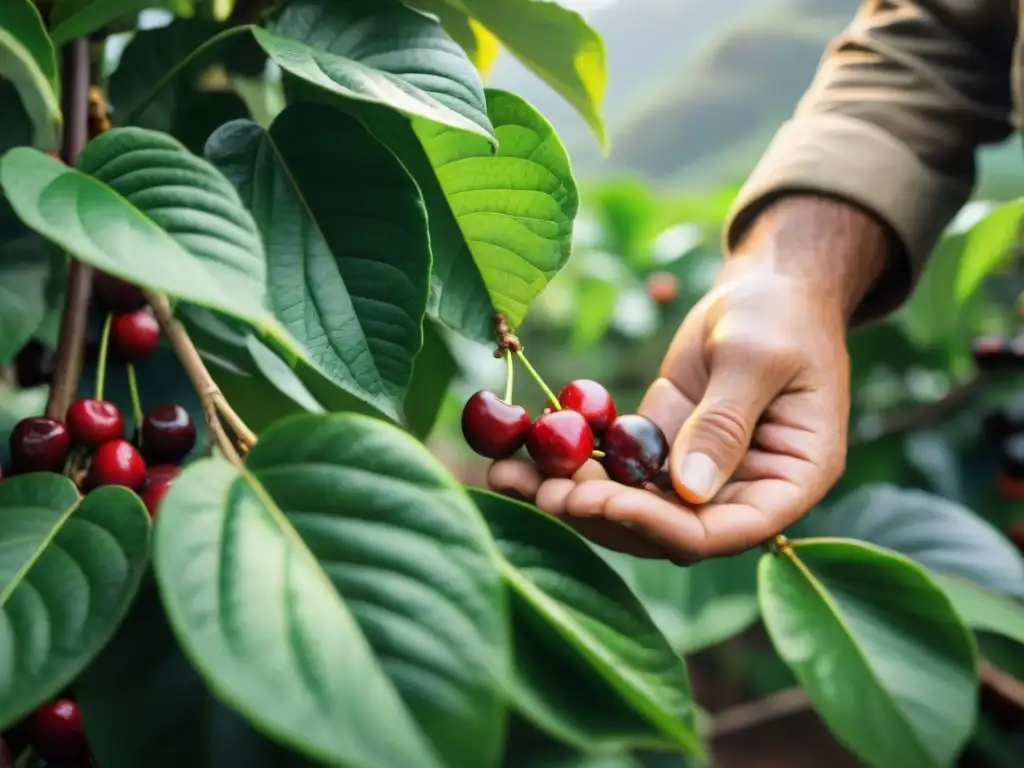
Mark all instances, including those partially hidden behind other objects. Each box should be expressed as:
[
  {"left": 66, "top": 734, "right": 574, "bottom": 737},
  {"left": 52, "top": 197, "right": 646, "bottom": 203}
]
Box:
[
  {"left": 591, "top": 450, "right": 605, "bottom": 459},
  {"left": 94, "top": 312, "right": 113, "bottom": 401},
  {"left": 143, "top": 290, "right": 253, "bottom": 467},
  {"left": 126, "top": 363, "right": 144, "bottom": 444},
  {"left": 514, "top": 349, "right": 561, "bottom": 410},
  {"left": 503, "top": 349, "right": 514, "bottom": 403}
]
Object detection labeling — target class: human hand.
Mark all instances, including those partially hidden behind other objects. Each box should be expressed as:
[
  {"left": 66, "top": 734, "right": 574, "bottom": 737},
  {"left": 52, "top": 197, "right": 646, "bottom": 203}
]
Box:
[{"left": 487, "top": 197, "right": 888, "bottom": 564}]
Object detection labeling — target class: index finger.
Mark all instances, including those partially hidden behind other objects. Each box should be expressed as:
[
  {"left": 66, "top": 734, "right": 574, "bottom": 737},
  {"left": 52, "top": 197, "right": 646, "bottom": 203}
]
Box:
[{"left": 636, "top": 377, "right": 696, "bottom": 446}]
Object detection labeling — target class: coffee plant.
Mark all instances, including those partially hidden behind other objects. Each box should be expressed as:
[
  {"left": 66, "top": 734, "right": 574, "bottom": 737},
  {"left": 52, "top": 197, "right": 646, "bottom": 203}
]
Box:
[{"left": 1, "top": 1, "right": 1024, "bottom": 766}]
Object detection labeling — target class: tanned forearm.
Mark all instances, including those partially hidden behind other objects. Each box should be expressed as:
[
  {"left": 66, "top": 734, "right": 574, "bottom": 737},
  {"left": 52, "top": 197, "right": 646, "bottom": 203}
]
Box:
[{"left": 726, "top": 195, "right": 890, "bottom": 323}]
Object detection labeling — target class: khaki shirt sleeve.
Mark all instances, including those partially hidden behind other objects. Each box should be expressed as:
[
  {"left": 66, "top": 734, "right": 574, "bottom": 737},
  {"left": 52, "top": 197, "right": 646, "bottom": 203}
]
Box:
[{"left": 724, "top": 0, "right": 1017, "bottom": 323}]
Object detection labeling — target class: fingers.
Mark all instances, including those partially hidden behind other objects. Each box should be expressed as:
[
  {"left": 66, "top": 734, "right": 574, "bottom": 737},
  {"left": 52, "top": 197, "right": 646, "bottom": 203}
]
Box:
[
  {"left": 487, "top": 459, "right": 543, "bottom": 502},
  {"left": 637, "top": 377, "right": 696, "bottom": 445},
  {"left": 669, "top": 343, "right": 795, "bottom": 504}
]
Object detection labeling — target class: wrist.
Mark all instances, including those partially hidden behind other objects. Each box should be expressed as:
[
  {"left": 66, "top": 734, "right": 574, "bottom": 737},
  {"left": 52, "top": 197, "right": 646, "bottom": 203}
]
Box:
[{"left": 725, "top": 194, "right": 889, "bottom": 322}]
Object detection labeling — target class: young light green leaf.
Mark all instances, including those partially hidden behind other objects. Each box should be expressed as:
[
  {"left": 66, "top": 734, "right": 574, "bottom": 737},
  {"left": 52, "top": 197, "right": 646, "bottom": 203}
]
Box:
[
  {"left": 441, "top": 0, "right": 607, "bottom": 147},
  {"left": 0, "top": 473, "right": 150, "bottom": 729},
  {"left": 0, "top": 133, "right": 287, "bottom": 339},
  {"left": 154, "top": 414, "right": 509, "bottom": 768},
  {"left": 0, "top": 0, "right": 60, "bottom": 150},
  {"left": 758, "top": 539, "right": 978, "bottom": 768},
  {"left": 50, "top": 0, "right": 195, "bottom": 46},
  {"left": 206, "top": 103, "right": 431, "bottom": 421},
  {"left": 469, "top": 490, "right": 702, "bottom": 757},
  {"left": 417, "top": 89, "right": 579, "bottom": 328},
  {"left": 955, "top": 198, "right": 1024, "bottom": 304},
  {"left": 260, "top": 0, "right": 493, "bottom": 142}
]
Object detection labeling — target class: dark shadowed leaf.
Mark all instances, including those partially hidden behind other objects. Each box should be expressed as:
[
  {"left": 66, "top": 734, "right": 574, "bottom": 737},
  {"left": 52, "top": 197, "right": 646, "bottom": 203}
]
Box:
[{"left": 206, "top": 103, "right": 431, "bottom": 420}]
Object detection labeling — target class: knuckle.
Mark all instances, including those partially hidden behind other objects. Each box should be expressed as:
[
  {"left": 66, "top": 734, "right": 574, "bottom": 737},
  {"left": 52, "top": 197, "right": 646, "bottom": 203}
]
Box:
[{"left": 696, "top": 405, "right": 751, "bottom": 453}]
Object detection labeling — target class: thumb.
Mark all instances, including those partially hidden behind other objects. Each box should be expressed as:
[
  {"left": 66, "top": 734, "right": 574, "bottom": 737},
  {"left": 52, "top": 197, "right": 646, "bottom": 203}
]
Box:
[{"left": 670, "top": 360, "right": 784, "bottom": 504}]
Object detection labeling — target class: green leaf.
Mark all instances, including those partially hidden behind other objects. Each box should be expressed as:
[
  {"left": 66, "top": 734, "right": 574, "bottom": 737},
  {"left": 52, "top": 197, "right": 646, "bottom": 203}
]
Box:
[
  {"left": 443, "top": 0, "right": 607, "bottom": 147},
  {"left": 417, "top": 88, "right": 579, "bottom": 328},
  {"left": 0, "top": 0, "right": 60, "bottom": 150},
  {"left": 932, "top": 574, "right": 1024, "bottom": 647},
  {"left": 50, "top": 0, "right": 195, "bottom": 47},
  {"left": 78, "top": 579, "right": 317, "bottom": 768},
  {"left": 404, "top": 318, "right": 459, "bottom": 439},
  {"left": 955, "top": 198, "right": 1024, "bottom": 304},
  {"left": 470, "top": 490, "right": 702, "bottom": 757},
  {"left": 413, "top": 0, "right": 500, "bottom": 77},
  {"left": 813, "top": 485, "right": 1024, "bottom": 598},
  {"left": 0, "top": 133, "right": 288, "bottom": 339},
  {"left": 352, "top": 105, "right": 494, "bottom": 342},
  {"left": 206, "top": 102, "right": 431, "bottom": 421},
  {"left": 259, "top": 0, "right": 494, "bottom": 142},
  {"left": 0, "top": 231, "right": 52, "bottom": 364},
  {"left": 154, "top": 414, "right": 509, "bottom": 768},
  {"left": 0, "top": 473, "right": 150, "bottom": 728},
  {"left": 758, "top": 539, "right": 978, "bottom": 768},
  {"left": 605, "top": 549, "right": 760, "bottom": 655},
  {"left": 571, "top": 276, "right": 617, "bottom": 351}
]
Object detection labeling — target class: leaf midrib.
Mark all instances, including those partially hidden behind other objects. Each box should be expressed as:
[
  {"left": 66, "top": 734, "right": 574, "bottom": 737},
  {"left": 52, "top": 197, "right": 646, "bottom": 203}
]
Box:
[
  {"left": 0, "top": 496, "right": 82, "bottom": 608},
  {"left": 496, "top": 557, "right": 701, "bottom": 756}
]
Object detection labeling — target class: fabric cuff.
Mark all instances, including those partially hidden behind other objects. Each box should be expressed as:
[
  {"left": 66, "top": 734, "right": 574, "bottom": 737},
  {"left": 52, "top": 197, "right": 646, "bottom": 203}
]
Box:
[{"left": 723, "top": 113, "right": 974, "bottom": 325}]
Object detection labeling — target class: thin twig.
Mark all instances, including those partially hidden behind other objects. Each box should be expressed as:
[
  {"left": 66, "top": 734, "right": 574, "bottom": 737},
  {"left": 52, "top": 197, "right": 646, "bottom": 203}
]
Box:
[
  {"left": 710, "top": 687, "right": 810, "bottom": 739},
  {"left": 854, "top": 375, "right": 985, "bottom": 445},
  {"left": 143, "top": 291, "right": 255, "bottom": 465},
  {"left": 981, "top": 658, "right": 1024, "bottom": 715},
  {"left": 45, "top": 38, "right": 94, "bottom": 421}
]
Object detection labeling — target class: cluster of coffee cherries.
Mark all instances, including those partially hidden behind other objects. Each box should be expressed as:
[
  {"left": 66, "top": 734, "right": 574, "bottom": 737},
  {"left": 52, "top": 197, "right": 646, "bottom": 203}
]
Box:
[
  {"left": 462, "top": 373, "right": 670, "bottom": 487},
  {"left": 5, "top": 273, "right": 195, "bottom": 517},
  {"left": 2, "top": 698, "right": 91, "bottom": 767}
]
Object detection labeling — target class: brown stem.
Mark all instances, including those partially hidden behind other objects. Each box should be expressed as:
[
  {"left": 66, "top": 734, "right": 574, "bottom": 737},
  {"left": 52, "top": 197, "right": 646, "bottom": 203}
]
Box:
[
  {"left": 142, "top": 291, "right": 255, "bottom": 465},
  {"left": 45, "top": 38, "right": 93, "bottom": 421},
  {"left": 855, "top": 375, "right": 985, "bottom": 445}
]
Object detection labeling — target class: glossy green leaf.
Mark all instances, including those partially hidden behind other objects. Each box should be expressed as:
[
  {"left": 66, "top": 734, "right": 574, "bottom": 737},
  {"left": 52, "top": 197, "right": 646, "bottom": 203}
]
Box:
[
  {"left": 352, "top": 106, "right": 494, "bottom": 342},
  {"left": 758, "top": 538, "right": 978, "bottom": 768},
  {"left": 605, "top": 549, "right": 760, "bottom": 655},
  {"left": 206, "top": 102, "right": 431, "bottom": 420},
  {"left": 814, "top": 485, "right": 1024, "bottom": 598},
  {"left": 933, "top": 574, "right": 1024, "bottom": 647},
  {"left": 0, "top": 232, "right": 52, "bottom": 364},
  {"left": 442, "top": 0, "right": 607, "bottom": 147},
  {"left": 955, "top": 198, "right": 1024, "bottom": 303},
  {"left": 470, "top": 490, "right": 702, "bottom": 757},
  {"left": 154, "top": 414, "right": 509, "bottom": 768},
  {"left": 0, "top": 473, "right": 150, "bottom": 728},
  {"left": 0, "top": 0, "right": 60, "bottom": 150},
  {"left": 417, "top": 89, "right": 579, "bottom": 328},
  {"left": 78, "top": 579, "right": 317, "bottom": 768},
  {"left": 0, "top": 133, "right": 288, "bottom": 339},
  {"left": 260, "top": 0, "right": 493, "bottom": 142},
  {"left": 50, "top": 0, "right": 195, "bottom": 46}
]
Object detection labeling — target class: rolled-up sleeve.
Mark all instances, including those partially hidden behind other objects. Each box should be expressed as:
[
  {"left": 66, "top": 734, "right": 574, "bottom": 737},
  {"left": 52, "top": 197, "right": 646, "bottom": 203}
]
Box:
[{"left": 725, "top": 0, "right": 1017, "bottom": 322}]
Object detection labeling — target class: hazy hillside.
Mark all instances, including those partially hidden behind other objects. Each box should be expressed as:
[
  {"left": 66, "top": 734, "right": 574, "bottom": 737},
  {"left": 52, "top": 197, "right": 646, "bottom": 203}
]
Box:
[
  {"left": 487, "top": 0, "right": 763, "bottom": 153},
  {"left": 509, "top": 0, "right": 1024, "bottom": 198}
]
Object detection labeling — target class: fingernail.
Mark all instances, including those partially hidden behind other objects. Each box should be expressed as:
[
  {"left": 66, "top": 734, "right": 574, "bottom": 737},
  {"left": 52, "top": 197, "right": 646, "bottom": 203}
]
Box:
[{"left": 677, "top": 453, "right": 718, "bottom": 500}]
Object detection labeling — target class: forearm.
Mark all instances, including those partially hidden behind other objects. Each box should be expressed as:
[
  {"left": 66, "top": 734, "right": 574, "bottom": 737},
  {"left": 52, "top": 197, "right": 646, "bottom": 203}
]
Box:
[{"left": 726, "top": 195, "right": 889, "bottom": 324}]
